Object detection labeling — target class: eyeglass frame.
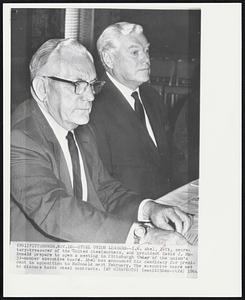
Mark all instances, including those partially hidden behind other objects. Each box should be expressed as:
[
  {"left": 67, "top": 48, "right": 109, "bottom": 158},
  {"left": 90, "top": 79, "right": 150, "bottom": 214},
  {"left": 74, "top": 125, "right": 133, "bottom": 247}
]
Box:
[{"left": 46, "top": 76, "right": 105, "bottom": 95}]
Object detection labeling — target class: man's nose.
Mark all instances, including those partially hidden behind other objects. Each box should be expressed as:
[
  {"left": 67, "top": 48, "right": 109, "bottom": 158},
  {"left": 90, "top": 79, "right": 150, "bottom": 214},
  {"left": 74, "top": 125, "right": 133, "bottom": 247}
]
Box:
[
  {"left": 83, "top": 86, "right": 94, "bottom": 101},
  {"left": 141, "top": 52, "right": 150, "bottom": 65}
]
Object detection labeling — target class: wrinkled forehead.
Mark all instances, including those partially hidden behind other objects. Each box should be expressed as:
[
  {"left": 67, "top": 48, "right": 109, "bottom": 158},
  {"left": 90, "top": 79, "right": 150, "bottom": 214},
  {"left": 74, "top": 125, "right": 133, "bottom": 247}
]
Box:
[{"left": 38, "top": 45, "right": 96, "bottom": 80}]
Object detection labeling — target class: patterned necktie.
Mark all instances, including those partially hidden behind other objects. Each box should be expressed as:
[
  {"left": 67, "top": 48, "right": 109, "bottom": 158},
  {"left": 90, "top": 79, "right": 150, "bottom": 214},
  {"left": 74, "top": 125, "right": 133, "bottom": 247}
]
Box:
[
  {"left": 66, "top": 131, "right": 83, "bottom": 199},
  {"left": 131, "top": 91, "right": 146, "bottom": 127}
]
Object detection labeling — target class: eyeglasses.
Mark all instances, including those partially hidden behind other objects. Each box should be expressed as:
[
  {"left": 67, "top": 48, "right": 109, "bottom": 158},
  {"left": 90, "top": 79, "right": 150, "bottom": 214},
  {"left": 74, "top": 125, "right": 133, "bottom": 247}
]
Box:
[{"left": 47, "top": 76, "right": 105, "bottom": 95}]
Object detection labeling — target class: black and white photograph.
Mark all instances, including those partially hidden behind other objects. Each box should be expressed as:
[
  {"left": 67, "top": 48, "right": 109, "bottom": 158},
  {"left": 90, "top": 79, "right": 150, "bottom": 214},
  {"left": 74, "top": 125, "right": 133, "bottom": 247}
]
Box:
[
  {"left": 10, "top": 8, "right": 200, "bottom": 245},
  {"left": 4, "top": 3, "right": 241, "bottom": 297}
]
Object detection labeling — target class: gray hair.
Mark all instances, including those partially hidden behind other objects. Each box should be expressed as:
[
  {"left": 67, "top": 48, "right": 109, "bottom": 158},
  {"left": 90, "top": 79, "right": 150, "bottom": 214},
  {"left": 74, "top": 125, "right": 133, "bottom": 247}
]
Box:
[
  {"left": 97, "top": 22, "right": 143, "bottom": 70},
  {"left": 29, "top": 38, "right": 93, "bottom": 80}
]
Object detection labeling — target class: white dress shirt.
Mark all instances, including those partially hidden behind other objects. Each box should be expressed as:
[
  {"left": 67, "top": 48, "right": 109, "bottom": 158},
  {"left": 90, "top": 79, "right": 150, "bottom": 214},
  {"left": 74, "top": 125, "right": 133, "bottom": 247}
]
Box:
[
  {"left": 38, "top": 104, "right": 88, "bottom": 202},
  {"left": 106, "top": 72, "right": 157, "bottom": 147}
]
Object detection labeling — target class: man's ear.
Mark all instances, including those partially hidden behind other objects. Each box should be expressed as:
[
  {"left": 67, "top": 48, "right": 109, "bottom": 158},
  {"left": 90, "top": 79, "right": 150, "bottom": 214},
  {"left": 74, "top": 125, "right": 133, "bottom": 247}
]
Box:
[
  {"left": 101, "top": 51, "right": 114, "bottom": 69},
  {"left": 32, "top": 76, "right": 48, "bottom": 102}
]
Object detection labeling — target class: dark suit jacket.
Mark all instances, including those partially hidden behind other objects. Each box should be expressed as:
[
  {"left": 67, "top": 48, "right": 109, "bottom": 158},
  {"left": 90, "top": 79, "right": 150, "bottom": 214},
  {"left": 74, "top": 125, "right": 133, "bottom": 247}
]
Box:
[
  {"left": 89, "top": 74, "right": 171, "bottom": 200},
  {"left": 11, "top": 99, "right": 143, "bottom": 243}
]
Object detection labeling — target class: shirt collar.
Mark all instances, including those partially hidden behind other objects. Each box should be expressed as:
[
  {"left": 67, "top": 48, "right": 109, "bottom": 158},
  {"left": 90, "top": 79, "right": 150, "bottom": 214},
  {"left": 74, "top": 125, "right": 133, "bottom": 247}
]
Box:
[
  {"left": 37, "top": 102, "right": 70, "bottom": 140},
  {"left": 106, "top": 71, "right": 140, "bottom": 98}
]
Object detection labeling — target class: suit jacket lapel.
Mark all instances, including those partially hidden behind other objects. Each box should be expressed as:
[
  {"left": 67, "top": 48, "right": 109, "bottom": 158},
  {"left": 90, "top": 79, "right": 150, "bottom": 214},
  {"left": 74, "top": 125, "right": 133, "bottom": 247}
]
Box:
[
  {"left": 103, "top": 74, "right": 136, "bottom": 117},
  {"left": 140, "top": 87, "right": 167, "bottom": 154},
  {"left": 75, "top": 129, "right": 105, "bottom": 211},
  {"left": 31, "top": 101, "right": 73, "bottom": 195}
]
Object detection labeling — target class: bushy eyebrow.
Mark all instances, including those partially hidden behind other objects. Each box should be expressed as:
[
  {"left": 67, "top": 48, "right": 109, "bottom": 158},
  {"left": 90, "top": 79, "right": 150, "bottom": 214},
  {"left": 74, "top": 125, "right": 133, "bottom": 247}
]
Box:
[
  {"left": 128, "top": 43, "right": 150, "bottom": 50},
  {"left": 76, "top": 70, "right": 97, "bottom": 82}
]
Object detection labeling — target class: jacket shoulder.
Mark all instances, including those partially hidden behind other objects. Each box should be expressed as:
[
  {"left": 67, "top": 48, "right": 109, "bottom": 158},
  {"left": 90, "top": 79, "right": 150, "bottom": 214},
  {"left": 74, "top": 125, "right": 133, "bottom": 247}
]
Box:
[
  {"left": 90, "top": 85, "right": 116, "bottom": 123},
  {"left": 11, "top": 99, "right": 53, "bottom": 152},
  {"left": 11, "top": 99, "right": 33, "bottom": 129},
  {"left": 92, "top": 85, "right": 114, "bottom": 108},
  {"left": 140, "top": 83, "right": 163, "bottom": 101},
  {"left": 12, "top": 101, "right": 37, "bottom": 138}
]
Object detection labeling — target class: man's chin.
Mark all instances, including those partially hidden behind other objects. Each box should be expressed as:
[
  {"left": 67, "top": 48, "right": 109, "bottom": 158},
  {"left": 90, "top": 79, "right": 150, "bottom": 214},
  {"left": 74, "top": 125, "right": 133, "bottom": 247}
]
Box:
[
  {"left": 138, "top": 76, "right": 150, "bottom": 85},
  {"left": 138, "top": 73, "right": 150, "bottom": 83},
  {"left": 73, "top": 110, "right": 91, "bottom": 124},
  {"left": 72, "top": 115, "right": 89, "bottom": 127},
  {"left": 78, "top": 117, "right": 89, "bottom": 125}
]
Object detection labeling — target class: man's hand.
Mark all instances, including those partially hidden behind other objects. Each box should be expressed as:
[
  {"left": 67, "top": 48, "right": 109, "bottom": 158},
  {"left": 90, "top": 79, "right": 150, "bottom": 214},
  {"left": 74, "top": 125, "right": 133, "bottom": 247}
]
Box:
[
  {"left": 143, "top": 201, "right": 192, "bottom": 235},
  {"left": 140, "top": 227, "right": 190, "bottom": 245}
]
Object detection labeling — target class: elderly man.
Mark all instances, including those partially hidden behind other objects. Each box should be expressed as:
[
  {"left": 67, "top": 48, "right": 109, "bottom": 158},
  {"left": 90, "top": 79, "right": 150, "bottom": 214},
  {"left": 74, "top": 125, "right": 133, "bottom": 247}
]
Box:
[
  {"left": 90, "top": 22, "right": 171, "bottom": 200},
  {"left": 11, "top": 38, "right": 191, "bottom": 244}
]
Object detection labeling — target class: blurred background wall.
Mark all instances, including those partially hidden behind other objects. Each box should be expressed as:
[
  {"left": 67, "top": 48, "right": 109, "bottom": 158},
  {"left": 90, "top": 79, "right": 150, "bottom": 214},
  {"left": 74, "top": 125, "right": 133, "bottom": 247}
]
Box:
[{"left": 11, "top": 8, "right": 200, "bottom": 108}]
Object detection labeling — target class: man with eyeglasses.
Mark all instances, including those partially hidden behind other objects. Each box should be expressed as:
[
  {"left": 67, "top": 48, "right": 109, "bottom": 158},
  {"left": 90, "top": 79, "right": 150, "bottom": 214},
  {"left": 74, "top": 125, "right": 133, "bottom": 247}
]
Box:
[{"left": 11, "top": 38, "right": 191, "bottom": 244}]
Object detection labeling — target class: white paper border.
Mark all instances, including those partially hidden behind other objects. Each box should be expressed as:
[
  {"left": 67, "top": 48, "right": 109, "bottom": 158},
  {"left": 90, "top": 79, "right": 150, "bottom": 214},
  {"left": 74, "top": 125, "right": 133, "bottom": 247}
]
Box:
[{"left": 3, "top": 3, "right": 241, "bottom": 297}]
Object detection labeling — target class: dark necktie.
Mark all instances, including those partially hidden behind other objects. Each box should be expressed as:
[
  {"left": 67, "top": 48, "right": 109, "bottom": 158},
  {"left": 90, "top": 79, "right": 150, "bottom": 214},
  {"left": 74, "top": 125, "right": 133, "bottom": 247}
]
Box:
[
  {"left": 66, "top": 131, "right": 83, "bottom": 199},
  {"left": 131, "top": 91, "right": 146, "bottom": 127}
]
